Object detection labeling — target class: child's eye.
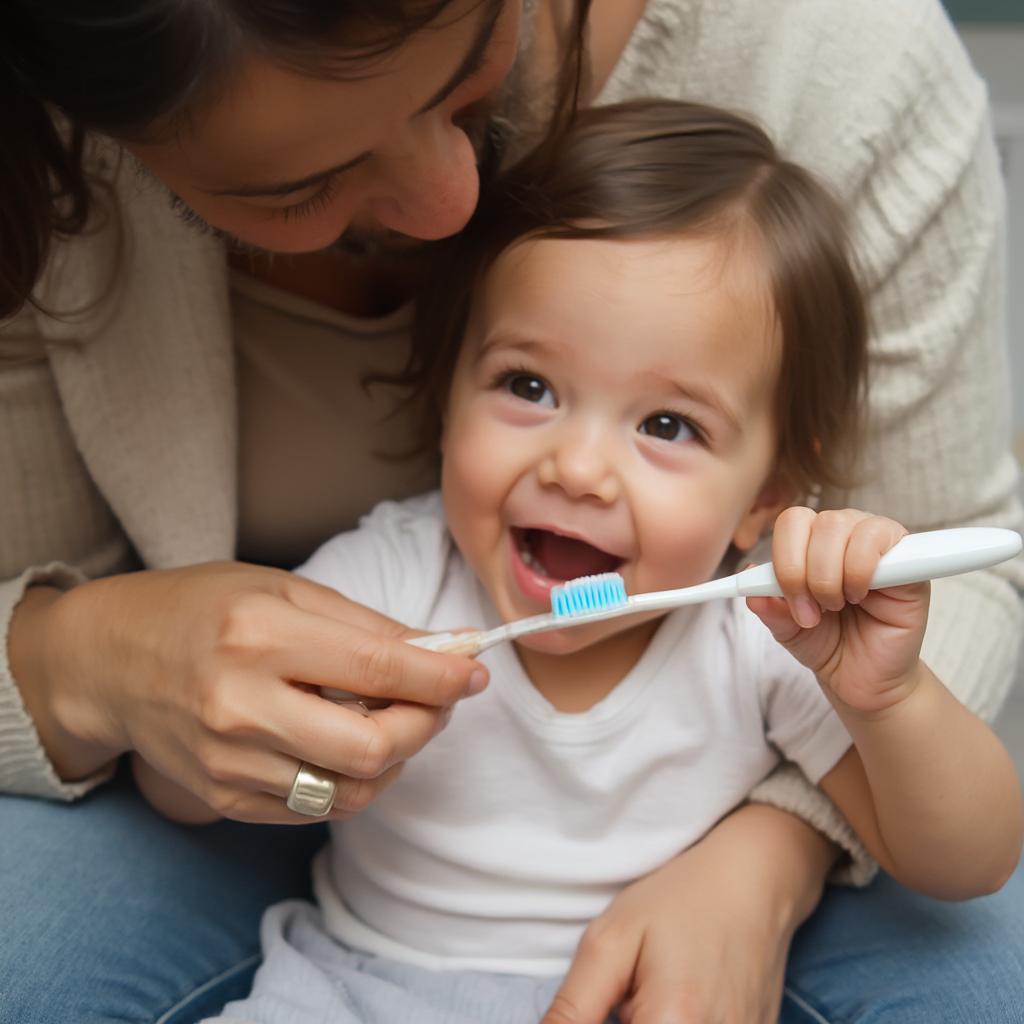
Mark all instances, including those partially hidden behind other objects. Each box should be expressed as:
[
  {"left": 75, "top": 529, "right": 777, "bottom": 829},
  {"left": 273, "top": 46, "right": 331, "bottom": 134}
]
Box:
[
  {"left": 638, "top": 412, "right": 698, "bottom": 443},
  {"left": 503, "top": 372, "right": 556, "bottom": 408}
]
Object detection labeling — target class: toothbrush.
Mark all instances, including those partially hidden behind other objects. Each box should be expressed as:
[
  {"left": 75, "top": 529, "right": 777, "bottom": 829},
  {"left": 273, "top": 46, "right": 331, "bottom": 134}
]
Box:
[{"left": 406, "top": 526, "right": 1022, "bottom": 658}]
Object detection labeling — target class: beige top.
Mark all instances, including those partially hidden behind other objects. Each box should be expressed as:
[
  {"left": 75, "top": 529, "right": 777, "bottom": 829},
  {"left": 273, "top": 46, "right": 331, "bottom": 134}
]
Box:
[
  {"left": 231, "top": 271, "right": 437, "bottom": 569},
  {"left": 1, "top": 0, "right": 1021, "bottom": 884}
]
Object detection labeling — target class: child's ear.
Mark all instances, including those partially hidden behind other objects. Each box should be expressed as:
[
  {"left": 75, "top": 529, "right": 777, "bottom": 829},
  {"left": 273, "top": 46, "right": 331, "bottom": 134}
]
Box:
[{"left": 732, "top": 473, "right": 795, "bottom": 552}]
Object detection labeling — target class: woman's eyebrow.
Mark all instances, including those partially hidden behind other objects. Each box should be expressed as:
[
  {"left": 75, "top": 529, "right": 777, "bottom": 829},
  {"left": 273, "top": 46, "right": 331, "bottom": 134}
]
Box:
[
  {"left": 208, "top": 0, "right": 504, "bottom": 201},
  {"left": 416, "top": 0, "right": 504, "bottom": 114}
]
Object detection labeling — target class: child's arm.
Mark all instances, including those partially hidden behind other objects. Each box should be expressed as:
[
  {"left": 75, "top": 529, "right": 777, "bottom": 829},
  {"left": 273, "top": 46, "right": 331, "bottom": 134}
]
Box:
[
  {"left": 817, "top": 664, "right": 1021, "bottom": 899},
  {"left": 748, "top": 507, "right": 1024, "bottom": 901}
]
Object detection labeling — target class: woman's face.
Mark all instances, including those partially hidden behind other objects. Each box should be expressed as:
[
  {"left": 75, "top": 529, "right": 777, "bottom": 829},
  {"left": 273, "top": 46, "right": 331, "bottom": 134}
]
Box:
[{"left": 127, "top": 0, "right": 522, "bottom": 254}]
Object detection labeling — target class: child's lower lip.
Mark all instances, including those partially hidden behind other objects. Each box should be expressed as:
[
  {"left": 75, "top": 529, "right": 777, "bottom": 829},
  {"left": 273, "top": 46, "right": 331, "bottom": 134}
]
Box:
[{"left": 508, "top": 533, "right": 558, "bottom": 607}]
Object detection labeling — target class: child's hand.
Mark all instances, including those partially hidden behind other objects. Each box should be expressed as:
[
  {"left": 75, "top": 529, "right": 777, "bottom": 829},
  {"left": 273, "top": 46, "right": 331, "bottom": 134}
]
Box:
[{"left": 747, "top": 507, "right": 929, "bottom": 715}]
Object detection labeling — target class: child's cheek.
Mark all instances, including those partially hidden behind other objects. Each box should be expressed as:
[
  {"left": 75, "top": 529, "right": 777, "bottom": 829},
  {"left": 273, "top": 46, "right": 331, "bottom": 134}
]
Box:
[{"left": 638, "top": 492, "right": 739, "bottom": 590}]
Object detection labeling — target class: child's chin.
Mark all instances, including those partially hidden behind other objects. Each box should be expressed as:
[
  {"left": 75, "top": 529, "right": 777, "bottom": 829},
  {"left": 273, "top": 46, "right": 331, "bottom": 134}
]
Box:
[{"left": 516, "top": 627, "right": 607, "bottom": 656}]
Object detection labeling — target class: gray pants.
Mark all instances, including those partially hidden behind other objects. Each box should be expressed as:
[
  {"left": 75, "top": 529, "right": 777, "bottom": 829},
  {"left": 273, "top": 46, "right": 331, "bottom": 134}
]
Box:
[{"left": 203, "top": 900, "right": 618, "bottom": 1024}]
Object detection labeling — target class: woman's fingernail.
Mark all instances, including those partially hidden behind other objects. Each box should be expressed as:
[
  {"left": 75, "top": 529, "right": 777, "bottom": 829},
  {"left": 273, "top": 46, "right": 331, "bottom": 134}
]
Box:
[
  {"left": 793, "top": 596, "right": 820, "bottom": 629},
  {"left": 467, "top": 668, "right": 489, "bottom": 695}
]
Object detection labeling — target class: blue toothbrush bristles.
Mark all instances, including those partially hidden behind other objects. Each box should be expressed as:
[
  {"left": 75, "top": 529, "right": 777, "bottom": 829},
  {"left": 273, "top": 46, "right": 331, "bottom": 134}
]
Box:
[{"left": 551, "top": 573, "right": 628, "bottom": 617}]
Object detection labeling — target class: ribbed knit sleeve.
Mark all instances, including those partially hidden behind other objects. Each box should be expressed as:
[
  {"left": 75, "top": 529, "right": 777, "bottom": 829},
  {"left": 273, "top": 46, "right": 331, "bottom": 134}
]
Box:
[
  {"left": 0, "top": 262, "right": 140, "bottom": 798},
  {"left": 603, "top": 0, "right": 1023, "bottom": 884}
]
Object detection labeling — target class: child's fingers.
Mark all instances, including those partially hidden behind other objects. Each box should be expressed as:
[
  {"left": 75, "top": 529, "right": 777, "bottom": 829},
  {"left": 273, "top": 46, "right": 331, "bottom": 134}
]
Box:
[
  {"left": 746, "top": 595, "right": 803, "bottom": 646},
  {"left": 770, "top": 506, "right": 820, "bottom": 628},
  {"left": 804, "top": 509, "right": 872, "bottom": 613},
  {"left": 843, "top": 516, "right": 909, "bottom": 604}
]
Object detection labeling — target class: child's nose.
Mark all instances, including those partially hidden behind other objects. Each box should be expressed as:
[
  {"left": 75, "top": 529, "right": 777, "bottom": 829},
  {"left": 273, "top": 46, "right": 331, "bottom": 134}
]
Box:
[{"left": 538, "top": 422, "right": 621, "bottom": 504}]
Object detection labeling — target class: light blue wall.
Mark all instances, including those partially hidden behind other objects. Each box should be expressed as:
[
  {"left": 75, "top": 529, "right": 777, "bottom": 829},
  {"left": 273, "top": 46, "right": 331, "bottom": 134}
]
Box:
[{"left": 943, "top": 1, "right": 1024, "bottom": 23}]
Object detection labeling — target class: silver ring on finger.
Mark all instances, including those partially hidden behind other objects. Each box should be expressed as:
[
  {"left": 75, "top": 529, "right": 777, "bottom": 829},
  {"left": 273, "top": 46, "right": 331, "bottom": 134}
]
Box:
[{"left": 286, "top": 761, "right": 337, "bottom": 817}]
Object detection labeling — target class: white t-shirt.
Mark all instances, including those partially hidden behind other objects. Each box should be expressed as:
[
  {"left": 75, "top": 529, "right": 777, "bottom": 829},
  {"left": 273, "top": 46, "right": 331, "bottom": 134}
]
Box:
[{"left": 297, "top": 493, "right": 852, "bottom": 975}]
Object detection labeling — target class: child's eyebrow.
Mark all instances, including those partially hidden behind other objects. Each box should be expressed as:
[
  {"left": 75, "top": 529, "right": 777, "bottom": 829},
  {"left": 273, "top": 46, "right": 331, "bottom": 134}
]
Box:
[
  {"left": 649, "top": 374, "right": 743, "bottom": 434},
  {"left": 476, "top": 334, "right": 564, "bottom": 361}
]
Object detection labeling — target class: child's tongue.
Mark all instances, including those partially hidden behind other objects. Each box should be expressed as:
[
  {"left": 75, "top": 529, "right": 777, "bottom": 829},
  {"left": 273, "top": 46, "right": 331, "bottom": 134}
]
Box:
[{"left": 528, "top": 529, "right": 621, "bottom": 581}]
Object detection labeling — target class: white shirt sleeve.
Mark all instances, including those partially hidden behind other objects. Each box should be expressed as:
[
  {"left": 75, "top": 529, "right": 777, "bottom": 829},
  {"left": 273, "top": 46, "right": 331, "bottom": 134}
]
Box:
[
  {"left": 746, "top": 609, "right": 852, "bottom": 784},
  {"left": 294, "top": 491, "right": 451, "bottom": 628}
]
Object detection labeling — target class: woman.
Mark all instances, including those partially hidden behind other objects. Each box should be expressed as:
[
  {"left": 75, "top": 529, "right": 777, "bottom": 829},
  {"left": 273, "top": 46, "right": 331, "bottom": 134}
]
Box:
[{"left": 1, "top": 2, "right": 1022, "bottom": 1022}]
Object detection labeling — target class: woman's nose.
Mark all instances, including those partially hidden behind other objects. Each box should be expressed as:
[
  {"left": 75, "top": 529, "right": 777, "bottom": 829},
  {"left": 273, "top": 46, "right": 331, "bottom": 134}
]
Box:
[
  {"left": 367, "top": 115, "right": 480, "bottom": 240},
  {"left": 538, "top": 422, "right": 621, "bottom": 504}
]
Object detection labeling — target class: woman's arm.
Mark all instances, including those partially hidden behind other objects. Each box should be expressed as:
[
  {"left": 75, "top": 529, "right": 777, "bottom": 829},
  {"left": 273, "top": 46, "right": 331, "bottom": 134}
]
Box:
[
  {"left": 1, "top": 567, "right": 113, "bottom": 799},
  {"left": 8, "top": 583, "right": 115, "bottom": 782},
  {"left": 543, "top": 802, "right": 838, "bottom": 1024},
  {"left": 751, "top": 1, "right": 1023, "bottom": 883},
  {"left": 821, "top": 1, "right": 1023, "bottom": 713}
]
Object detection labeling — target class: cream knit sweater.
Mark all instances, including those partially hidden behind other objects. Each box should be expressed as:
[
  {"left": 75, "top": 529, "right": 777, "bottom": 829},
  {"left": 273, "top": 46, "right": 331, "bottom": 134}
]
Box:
[{"left": 1, "top": 0, "right": 1021, "bottom": 884}]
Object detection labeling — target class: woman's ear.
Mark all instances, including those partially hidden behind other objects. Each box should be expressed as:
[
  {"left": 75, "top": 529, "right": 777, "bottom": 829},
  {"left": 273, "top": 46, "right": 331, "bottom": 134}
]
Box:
[{"left": 732, "top": 473, "right": 795, "bottom": 552}]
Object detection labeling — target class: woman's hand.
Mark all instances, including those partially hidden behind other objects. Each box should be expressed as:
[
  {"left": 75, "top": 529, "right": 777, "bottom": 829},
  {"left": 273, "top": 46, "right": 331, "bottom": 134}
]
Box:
[
  {"left": 541, "top": 803, "right": 837, "bottom": 1024},
  {"left": 10, "top": 562, "right": 487, "bottom": 822},
  {"left": 748, "top": 507, "right": 929, "bottom": 716}
]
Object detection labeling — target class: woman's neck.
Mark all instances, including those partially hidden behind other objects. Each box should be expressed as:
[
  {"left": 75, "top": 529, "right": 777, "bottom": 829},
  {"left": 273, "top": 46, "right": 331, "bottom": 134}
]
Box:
[
  {"left": 584, "top": 0, "right": 648, "bottom": 98},
  {"left": 229, "top": 248, "right": 424, "bottom": 318}
]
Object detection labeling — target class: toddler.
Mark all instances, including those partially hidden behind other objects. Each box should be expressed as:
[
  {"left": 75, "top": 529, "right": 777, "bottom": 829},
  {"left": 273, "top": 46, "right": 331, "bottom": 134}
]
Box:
[{"left": 183, "top": 100, "right": 1021, "bottom": 1023}]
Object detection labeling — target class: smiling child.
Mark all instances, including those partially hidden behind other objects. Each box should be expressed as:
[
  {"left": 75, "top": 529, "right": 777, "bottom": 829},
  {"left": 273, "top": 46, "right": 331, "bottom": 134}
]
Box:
[{"left": 195, "top": 100, "right": 1023, "bottom": 1024}]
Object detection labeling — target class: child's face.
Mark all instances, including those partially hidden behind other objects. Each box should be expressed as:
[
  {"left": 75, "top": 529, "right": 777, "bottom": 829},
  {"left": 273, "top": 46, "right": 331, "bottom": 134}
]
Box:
[{"left": 441, "top": 232, "right": 787, "bottom": 654}]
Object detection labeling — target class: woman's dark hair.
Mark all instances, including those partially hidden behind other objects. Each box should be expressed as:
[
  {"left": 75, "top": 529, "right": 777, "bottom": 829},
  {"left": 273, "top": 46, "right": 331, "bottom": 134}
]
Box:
[
  {"left": 408, "top": 99, "right": 869, "bottom": 496},
  {"left": 0, "top": 0, "right": 590, "bottom": 320}
]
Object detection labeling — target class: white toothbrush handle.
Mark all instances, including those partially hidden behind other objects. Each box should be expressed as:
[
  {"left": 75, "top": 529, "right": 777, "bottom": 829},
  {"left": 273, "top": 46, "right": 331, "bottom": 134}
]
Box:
[
  {"left": 337, "top": 527, "right": 1023, "bottom": 672},
  {"left": 734, "top": 527, "right": 1022, "bottom": 598}
]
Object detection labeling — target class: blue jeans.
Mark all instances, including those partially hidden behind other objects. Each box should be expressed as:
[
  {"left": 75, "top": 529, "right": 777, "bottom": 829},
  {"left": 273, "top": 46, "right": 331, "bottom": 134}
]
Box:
[{"left": 2, "top": 769, "right": 1023, "bottom": 1024}]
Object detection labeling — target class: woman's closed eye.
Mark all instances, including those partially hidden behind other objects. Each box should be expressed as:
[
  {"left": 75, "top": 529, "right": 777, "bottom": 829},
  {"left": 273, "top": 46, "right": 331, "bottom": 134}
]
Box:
[
  {"left": 499, "top": 370, "right": 557, "bottom": 408},
  {"left": 273, "top": 175, "right": 342, "bottom": 222},
  {"left": 638, "top": 411, "right": 703, "bottom": 444},
  {"left": 258, "top": 41, "right": 497, "bottom": 227}
]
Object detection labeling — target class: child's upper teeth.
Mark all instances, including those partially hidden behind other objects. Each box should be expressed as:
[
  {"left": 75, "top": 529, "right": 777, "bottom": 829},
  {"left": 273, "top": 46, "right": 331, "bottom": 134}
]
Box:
[{"left": 517, "top": 533, "right": 539, "bottom": 569}]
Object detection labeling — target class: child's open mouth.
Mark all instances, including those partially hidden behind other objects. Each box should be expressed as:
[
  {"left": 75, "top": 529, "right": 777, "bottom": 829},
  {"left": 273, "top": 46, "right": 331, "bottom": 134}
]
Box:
[{"left": 512, "top": 527, "right": 624, "bottom": 583}]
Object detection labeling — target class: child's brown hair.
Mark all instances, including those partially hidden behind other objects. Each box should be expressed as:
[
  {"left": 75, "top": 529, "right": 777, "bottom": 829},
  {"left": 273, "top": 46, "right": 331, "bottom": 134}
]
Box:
[{"left": 404, "top": 98, "right": 868, "bottom": 497}]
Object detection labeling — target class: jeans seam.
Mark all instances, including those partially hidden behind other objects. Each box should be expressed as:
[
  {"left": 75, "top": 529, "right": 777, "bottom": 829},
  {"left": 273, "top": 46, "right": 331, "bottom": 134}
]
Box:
[
  {"left": 154, "top": 953, "right": 262, "bottom": 1024},
  {"left": 782, "top": 985, "right": 835, "bottom": 1024}
]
